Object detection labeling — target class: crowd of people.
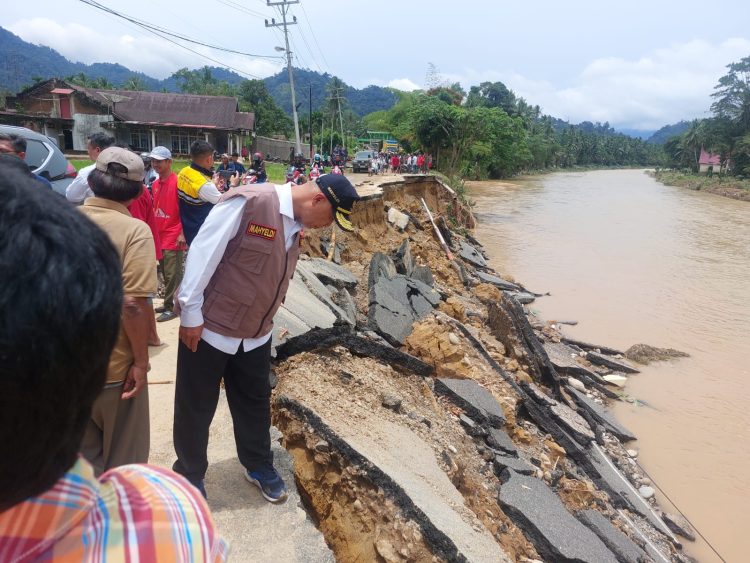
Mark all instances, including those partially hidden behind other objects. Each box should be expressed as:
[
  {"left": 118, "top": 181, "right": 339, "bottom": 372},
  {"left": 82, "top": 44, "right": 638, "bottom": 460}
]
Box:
[
  {"left": 0, "top": 132, "right": 361, "bottom": 559},
  {"left": 368, "top": 151, "right": 433, "bottom": 176}
]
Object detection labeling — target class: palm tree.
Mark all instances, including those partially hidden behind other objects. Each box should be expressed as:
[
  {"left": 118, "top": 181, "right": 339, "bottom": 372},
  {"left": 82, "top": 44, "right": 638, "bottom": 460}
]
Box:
[
  {"left": 681, "top": 120, "right": 704, "bottom": 172},
  {"left": 122, "top": 76, "right": 149, "bottom": 91}
]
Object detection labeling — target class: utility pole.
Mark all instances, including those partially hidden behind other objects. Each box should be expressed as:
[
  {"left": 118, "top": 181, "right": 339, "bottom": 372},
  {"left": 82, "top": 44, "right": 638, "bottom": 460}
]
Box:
[{"left": 266, "top": 0, "right": 301, "bottom": 155}]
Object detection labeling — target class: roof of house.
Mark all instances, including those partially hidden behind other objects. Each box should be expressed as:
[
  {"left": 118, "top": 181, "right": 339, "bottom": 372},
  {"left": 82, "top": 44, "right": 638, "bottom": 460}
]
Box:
[
  {"left": 74, "top": 87, "right": 254, "bottom": 131},
  {"left": 699, "top": 147, "right": 721, "bottom": 166}
]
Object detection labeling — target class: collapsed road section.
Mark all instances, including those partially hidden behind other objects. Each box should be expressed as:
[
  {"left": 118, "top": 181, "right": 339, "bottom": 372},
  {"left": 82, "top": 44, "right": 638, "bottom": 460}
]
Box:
[{"left": 266, "top": 175, "right": 694, "bottom": 562}]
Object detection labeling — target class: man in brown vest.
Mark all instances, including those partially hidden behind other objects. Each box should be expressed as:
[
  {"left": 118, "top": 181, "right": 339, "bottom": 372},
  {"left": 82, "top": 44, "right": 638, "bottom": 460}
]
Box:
[{"left": 173, "top": 174, "right": 360, "bottom": 502}]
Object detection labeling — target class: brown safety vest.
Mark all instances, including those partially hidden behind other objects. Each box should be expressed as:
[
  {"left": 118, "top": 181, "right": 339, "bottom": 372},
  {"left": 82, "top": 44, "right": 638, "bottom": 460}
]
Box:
[{"left": 202, "top": 184, "right": 300, "bottom": 338}]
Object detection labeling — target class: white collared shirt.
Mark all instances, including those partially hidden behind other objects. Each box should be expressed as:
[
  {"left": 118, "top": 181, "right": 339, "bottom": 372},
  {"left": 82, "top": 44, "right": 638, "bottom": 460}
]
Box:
[
  {"left": 177, "top": 183, "right": 301, "bottom": 354},
  {"left": 66, "top": 164, "right": 95, "bottom": 203}
]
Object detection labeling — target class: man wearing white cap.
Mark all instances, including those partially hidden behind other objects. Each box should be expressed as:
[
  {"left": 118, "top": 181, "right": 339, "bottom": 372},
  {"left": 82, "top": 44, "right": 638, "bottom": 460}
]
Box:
[
  {"left": 78, "top": 147, "right": 157, "bottom": 474},
  {"left": 150, "top": 146, "right": 185, "bottom": 322}
]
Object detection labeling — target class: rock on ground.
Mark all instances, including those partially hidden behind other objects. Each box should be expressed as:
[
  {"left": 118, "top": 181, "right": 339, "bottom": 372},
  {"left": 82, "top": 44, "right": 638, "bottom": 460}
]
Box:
[{"left": 624, "top": 343, "right": 689, "bottom": 365}]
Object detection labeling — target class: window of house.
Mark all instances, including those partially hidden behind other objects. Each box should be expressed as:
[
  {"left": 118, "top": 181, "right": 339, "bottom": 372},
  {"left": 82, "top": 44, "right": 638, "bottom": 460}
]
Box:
[
  {"left": 130, "top": 130, "right": 151, "bottom": 151},
  {"left": 170, "top": 131, "right": 203, "bottom": 155}
]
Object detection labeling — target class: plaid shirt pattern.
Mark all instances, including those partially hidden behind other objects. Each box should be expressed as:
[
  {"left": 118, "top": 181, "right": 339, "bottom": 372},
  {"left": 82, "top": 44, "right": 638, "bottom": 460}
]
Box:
[{"left": 0, "top": 457, "right": 228, "bottom": 562}]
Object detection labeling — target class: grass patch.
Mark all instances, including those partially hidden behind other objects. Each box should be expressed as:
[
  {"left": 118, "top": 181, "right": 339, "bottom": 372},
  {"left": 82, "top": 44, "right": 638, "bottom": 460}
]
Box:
[{"left": 653, "top": 170, "right": 750, "bottom": 192}]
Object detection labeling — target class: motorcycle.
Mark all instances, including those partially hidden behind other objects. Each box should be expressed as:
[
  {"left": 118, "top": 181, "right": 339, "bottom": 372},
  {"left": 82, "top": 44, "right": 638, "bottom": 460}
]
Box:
[
  {"left": 285, "top": 165, "right": 307, "bottom": 185},
  {"left": 242, "top": 169, "right": 259, "bottom": 185},
  {"left": 309, "top": 163, "right": 322, "bottom": 180}
]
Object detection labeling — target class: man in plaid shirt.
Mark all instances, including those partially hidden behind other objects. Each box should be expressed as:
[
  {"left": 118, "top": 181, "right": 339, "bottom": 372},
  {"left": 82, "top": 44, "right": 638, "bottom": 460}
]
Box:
[{"left": 0, "top": 164, "right": 228, "bottom": 562}]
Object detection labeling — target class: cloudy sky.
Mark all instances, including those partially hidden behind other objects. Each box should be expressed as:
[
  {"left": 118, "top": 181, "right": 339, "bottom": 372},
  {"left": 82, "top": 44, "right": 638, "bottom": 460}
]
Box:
[{"left": 3, "top": 0, "right": 749, "bottom": 131}]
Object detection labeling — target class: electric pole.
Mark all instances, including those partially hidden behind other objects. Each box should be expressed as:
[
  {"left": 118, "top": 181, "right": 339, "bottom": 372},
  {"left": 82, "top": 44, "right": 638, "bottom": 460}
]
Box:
[{"left": 266, "top": 0, "right": 302, "bottom": 155}]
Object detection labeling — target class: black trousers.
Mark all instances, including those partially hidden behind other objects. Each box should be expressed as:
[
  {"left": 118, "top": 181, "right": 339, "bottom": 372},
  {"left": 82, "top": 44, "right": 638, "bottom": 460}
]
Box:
[{"left": 172, "top": 337, "right": 273, "bottom": 482}]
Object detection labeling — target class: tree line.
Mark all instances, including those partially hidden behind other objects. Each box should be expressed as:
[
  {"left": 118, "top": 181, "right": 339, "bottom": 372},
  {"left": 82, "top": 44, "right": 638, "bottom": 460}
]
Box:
[
  {"left": 66, "top": 65, "right": 670, "bottom": 179},
  {"left": 364, "top": 80, "right": 662, "bottom": 179},
  {"left": 662, "top": 56, "right": 750, "bottom": 176}
]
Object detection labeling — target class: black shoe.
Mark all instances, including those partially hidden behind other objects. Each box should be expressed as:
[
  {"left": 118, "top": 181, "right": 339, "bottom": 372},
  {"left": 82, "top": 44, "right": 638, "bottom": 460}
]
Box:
[
  {"left": 154, "top": 305, "right": 166, "bottom": 313},
  {"left": 156, "top": 311, "right": 178, "bottom": 322},
  {"left": 188, "top": 478, "right": 207, "bottom": 499}
]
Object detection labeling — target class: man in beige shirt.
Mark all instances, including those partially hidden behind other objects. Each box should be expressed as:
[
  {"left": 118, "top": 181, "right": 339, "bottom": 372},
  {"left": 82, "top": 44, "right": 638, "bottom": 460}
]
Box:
[{"left": 79, "top": 147, "right": 157, "bottom": 475}]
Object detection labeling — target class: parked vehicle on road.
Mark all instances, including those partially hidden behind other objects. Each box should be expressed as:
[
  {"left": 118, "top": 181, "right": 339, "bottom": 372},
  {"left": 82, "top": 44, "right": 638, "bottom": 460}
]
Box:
[
  {"left": 352, "top": 150, "right": 376, "bottom": 173},
  {"left": 0, "top": 125, "right": 76, "bottom": 195}
]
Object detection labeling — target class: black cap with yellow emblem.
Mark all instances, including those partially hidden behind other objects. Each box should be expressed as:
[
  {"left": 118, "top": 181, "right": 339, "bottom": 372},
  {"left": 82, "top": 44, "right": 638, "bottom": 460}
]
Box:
[{"left": 316, "top": 174, "right": 360, "bottom": 232}]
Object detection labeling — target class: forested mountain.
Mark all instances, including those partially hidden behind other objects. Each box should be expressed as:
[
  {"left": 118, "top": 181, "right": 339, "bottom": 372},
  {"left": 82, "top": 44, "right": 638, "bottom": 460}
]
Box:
[
  {"left": 646, "top": 121, "right": 691, "bottom": 144},
  {"left": 0, "top": 27, "right": 397, "bottom": 116},
  {"left": 0, "top": 27, "right": 160, "bottom": 91}
]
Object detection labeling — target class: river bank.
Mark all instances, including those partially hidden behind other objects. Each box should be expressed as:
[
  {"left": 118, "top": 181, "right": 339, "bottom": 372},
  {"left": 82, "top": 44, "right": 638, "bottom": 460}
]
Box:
[
  {"left": 144, "top": 172, "right": 697, "bottom": 561},
  {"left": 651, "top": 169, "right": 750, "bottom": 202},
  {"left": 469, "top": 169, "right": 749, "bottom": 563}
]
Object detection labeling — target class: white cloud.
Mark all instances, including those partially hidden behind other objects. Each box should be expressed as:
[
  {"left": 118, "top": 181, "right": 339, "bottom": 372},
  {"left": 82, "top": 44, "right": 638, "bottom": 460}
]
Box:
[
  {"left": 447, "top": 38, "right": 750, "bottom": 130},
  {"left": 387, "top": 78, "right": 421, "bottom": 92},
  {"left": 7, "top": 18, "right": 284, "bottom": 80}
]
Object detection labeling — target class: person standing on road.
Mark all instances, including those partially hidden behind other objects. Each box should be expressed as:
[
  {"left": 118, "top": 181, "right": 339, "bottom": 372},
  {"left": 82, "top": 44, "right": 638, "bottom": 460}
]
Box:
[
  {"left": 78, "top": 147, "right": 157, "bottom": 475},
  {"left": 172, "top": 174, "right": 360, "bottom": 502},
  {"left": 66, "top": 132, "right": 115, "bottom": 203},
  {"left": 177, "top": 140, "right": 224, "bottom": 246},
  {"left": 150, "top": 146, "right": 185, "bottom": 322}
]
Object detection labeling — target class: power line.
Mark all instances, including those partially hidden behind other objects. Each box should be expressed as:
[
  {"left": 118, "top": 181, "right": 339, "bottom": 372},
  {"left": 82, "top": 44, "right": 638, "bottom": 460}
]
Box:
[
  {"left": 633, "top": 460, "right": 727, "bottom": 563},
  {"left": 214, "top": 0, "right": 267, "bottom": 19},
  {"left": 294, "top": 26, "right": 322, "bottom": 73},
  {"left": 78, "top": 0, "right": 283, "bottom": 61},
  {"left": 299, "top": 2, "right": 330, "bottom": 71}
]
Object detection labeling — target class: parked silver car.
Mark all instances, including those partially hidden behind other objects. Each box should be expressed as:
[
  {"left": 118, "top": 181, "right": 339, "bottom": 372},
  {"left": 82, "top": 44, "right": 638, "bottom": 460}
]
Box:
[
  {"left": 352, "top": 150, "right": 376, "bottom": 173},
  {"left": 0, "top": 125, "right": 77, "bottom": 195}
]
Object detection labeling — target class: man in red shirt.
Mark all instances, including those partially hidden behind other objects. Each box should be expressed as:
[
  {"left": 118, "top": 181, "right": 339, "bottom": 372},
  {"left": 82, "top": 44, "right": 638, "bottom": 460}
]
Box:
[{"left": 150, "top": 146, "right": 186, "bottom": 322}]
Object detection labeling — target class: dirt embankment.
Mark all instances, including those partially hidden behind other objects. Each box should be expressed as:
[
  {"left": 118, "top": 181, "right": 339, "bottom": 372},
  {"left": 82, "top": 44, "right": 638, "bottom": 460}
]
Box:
[{"left": 269, "top": 175, "right": 691, "bottom": 562}]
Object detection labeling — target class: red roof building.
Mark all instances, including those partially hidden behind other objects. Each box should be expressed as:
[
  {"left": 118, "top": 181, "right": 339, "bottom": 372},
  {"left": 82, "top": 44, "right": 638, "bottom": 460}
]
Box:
[{"left": 1, "top": 79, "right": 255, "bottom": 156}]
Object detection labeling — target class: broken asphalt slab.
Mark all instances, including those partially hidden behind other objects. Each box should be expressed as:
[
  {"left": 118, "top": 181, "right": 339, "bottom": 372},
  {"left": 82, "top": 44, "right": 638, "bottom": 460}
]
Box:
[
  {"left": 367, "top": 252, "right": 441, "bottom": 345},
  {"left": 561, "top": 337, "right": 625, "bottom": 357},
  {"left": 544, "top": 341, "right": 601, "bottom": 380},
  {"left": 588, "top": 442, "right": 676, "bottom": 541},
  {"left": 277, "top": 396, "right": 512, "bottom": 563},
  {"left": 568, "top": 387, "right": 637, "bottom": 442},
  {"left": 458, "top": 241, "right": 488, "bottom": 268},
  {"left": 577, "top": 509, "right": 649, "bottom": 563},
  {"left": 294, "top": 262, "right": 352, "bottom": 324},
  {"left": 524, "top": 382, "right": 595, "bottom": 445},
  {"left": 300, "top": 257, "right": 358, "bottom": 290},
  {"left": 434, "top": 377, "right": 506, "bottom": 428},
  {"left": 475, "top": 271, "right": 521, "bottom": 291},
  {"left": 277, "top": 276, "right": 337, "bottom": 331},
  {"left": 498, "top": 471, "right": 619, "bottom": 563},
  {"left": 274, "top": 325, "right": 434, "bottom": 377},
  {"left": 493, "top": 454, "right": 535, "bottom": 479},
  {"left": 586, "top": 351, "right": 641, "bottom": 374},
  {"left": 486, "top": 427, "right": 519, "bottom": 457}
]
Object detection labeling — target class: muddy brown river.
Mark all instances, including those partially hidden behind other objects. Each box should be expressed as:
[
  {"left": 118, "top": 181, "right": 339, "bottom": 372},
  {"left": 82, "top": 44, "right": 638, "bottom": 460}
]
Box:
[{"left": 469, "top": 169, "right": 749, "bottom": 563}]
